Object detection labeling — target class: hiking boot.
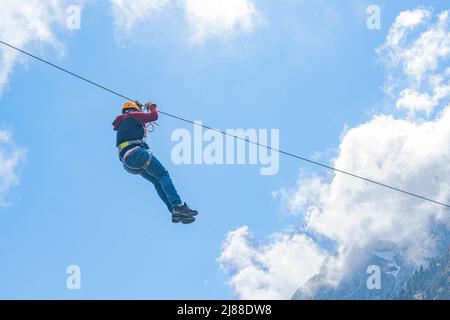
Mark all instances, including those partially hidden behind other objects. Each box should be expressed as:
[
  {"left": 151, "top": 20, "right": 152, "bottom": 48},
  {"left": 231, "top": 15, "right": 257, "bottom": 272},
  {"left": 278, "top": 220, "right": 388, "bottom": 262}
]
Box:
[{"left": 172, "top": 202, "right": 198, "bottom": 217}]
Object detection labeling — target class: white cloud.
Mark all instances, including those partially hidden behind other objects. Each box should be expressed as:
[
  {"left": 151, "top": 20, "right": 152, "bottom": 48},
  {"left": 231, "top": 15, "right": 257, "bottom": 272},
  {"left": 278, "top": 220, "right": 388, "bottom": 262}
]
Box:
[
  {"left": 0, "top": 0, "right": 87, "bottom": 93},
  {"left": 306, "top": 112, "right": 450, "bottom": 250},
  {"left": 383, "top": 8, "right": 430, "bottom": 54},
  {"left": 108, "top": 0, "right": 263, "bottom": 44},
  {"left": 109, "top": 0, "right": 169, "bottom": 31},
  {"left": 378, "top": 9, "right": 450, "bottom": 116},
  {"left": 184, "top": 0, "right": 263, "bottom": 44},
  {"left": 282, "top": 106, "right": 450, "bottom": 293},
  {"left": 402, "top": 11, "right": 450, "bottom": 80},
  {"left": 220, "top": 8, "right": 450, "bottom": 299},
  {"left": 396, "top": 80, "right": 450, "bottom": 115},
  {"left": 396, "top": 89, "right": 435, "bottom": 114},
  {"left": 0, "top": 129, "right": 25, "bottom": 206},
  {"left": 218, "top": 226, "right": 326, "bottom": 299}
]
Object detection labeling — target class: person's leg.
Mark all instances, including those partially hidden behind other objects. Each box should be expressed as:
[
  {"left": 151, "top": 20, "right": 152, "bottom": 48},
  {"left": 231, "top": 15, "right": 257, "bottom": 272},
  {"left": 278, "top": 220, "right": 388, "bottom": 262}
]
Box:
[
  {"left": 140, "top": 171, "right": 173, "bottom": 213},
  {"left": 122, "top": 149, "right": 195, "bottom": 222},
  {"left": 143, "top": 154, "right": 182, "bottom": 209}
]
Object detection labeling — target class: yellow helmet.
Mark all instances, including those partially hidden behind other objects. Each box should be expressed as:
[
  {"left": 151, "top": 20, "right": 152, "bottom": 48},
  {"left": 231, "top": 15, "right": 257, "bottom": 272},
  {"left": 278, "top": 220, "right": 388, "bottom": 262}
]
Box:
[{"left": 122, "top": 101, "right": 141, "bottom": 114}]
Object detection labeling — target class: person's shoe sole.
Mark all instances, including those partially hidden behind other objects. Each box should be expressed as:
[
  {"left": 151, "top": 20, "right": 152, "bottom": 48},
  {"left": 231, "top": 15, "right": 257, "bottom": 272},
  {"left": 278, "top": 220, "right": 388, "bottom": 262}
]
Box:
[
  {"left": 172, "top": 210, "right": 198, "bottom": 217},
  {"left": 172, "top": 216, "right": 196, "bottom": 224}
]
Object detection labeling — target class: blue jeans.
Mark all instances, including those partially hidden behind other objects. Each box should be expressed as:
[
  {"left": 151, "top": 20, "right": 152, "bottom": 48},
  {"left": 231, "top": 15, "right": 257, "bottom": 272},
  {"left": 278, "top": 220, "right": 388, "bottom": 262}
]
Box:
[{"left": 122, "top": 147, "right": 182, "bottom": 213}]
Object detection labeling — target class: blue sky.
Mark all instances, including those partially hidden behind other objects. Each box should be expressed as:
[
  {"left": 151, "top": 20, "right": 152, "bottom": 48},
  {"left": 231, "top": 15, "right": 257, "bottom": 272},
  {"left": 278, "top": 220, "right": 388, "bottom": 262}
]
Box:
[{"left": 0, "top": 0, "right": 449, "bottom": 299}]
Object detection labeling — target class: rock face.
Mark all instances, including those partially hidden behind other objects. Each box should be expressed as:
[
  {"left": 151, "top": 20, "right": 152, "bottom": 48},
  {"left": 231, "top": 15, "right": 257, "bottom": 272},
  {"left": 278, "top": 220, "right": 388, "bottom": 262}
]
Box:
[
  {"left": 396, "top": 249, "right": 450, "bottom": 300},
  {"left": 292, "top": 245, "right": 415, "bottom": 300},
  {"left": 292, "top": 224, "right": 450, "bottom": 300}
]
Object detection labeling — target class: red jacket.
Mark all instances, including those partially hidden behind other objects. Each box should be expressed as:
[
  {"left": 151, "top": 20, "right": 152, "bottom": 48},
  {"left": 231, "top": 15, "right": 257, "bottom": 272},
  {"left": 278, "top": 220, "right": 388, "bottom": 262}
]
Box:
[
  {"left": 113, "top": 106, "right": 158, "bottom": 148},
  {"left": 112, "top": 106, "right": 158, "bottom": 131}
]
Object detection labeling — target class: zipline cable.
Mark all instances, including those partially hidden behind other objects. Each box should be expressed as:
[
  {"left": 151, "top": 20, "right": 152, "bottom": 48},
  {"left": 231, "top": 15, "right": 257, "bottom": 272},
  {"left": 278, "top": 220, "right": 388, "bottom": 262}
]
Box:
[{"left": 1, "top": 39, "right": 449, "bottom": 209}]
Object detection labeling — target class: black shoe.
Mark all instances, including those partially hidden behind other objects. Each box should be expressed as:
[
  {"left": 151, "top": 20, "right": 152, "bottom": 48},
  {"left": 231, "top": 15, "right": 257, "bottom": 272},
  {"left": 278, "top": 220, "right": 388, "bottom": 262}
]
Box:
[
  {"left": 172, "top": 202, "right": 198, "bottom": 217},
  {"left": 171, "top": 215, "right": 196, "bottom": 224}
]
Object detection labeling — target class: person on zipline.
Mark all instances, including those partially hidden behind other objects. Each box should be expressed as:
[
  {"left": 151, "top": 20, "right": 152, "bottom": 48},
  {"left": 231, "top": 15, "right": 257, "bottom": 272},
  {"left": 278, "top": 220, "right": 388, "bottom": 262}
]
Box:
[{"left": 113, "top": 101, "right": 198, "bottom": 224}]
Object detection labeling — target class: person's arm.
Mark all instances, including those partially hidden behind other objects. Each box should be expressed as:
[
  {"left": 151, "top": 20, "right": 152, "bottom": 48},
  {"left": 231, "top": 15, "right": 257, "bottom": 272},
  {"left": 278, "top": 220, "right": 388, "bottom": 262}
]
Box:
[{"left": 129, "top": 103, "right": 158, "bottom": 124}]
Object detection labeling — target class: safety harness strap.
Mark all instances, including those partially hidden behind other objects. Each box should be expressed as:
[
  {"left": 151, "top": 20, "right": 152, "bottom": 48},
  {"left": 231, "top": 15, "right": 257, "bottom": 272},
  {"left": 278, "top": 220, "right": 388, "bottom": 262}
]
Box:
[{"left": 117, "top": 140, "right": 146, "bottom": 155}]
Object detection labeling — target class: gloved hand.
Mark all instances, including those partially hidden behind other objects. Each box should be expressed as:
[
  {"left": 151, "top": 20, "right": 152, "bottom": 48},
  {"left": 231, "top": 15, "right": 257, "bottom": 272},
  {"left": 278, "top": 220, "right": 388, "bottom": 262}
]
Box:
[{"left": 144, "top": 101, "right": 157, "bottom": 110}]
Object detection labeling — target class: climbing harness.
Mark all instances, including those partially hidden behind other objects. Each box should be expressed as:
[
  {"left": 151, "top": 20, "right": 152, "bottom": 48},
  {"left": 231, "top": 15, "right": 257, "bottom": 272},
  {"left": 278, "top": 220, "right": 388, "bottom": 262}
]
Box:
[{"left": 117, "top": 140, "right": 147, "bottom": 156}]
